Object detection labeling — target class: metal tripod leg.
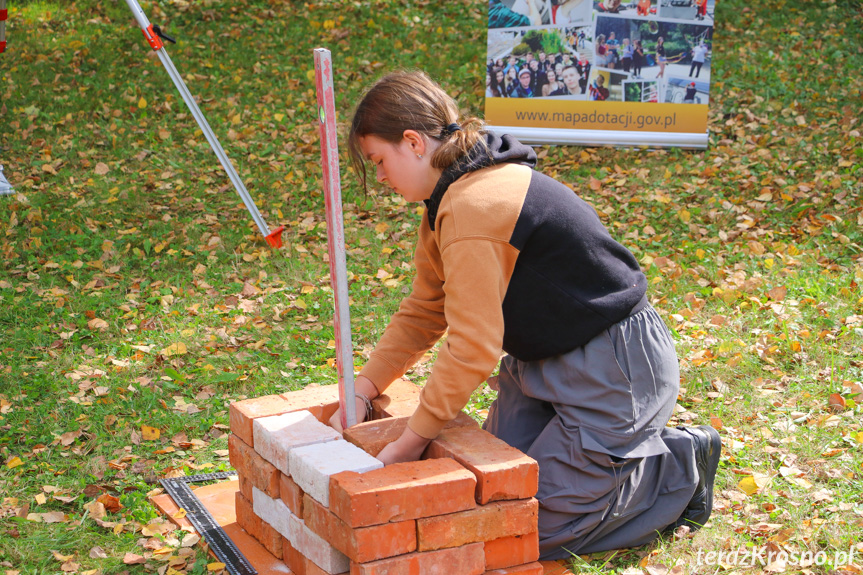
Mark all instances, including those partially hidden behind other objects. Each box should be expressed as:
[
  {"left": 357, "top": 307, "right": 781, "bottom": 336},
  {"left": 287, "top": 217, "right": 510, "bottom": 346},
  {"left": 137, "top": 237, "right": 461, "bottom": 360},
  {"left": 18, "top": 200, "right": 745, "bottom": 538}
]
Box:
[
  {"left": 121, "top": 0, "right": 284, "bottom": 247},
  {"left": 154, "top": 48, "right": 270, "bottom": 237}
]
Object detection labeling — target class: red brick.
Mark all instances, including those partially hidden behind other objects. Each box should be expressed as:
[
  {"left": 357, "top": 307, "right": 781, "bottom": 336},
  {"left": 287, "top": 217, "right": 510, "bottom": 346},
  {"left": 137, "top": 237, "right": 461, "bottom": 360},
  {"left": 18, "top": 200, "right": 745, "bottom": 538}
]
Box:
[
  {"left": 230, "top": 386, "right": 343, "bottom": 447},
  {"left": 425, "top": 426, "right": 538, "bottom": 504},
  {"left": 484, "top": 562, "right": 544, "bottom": 575},
  {"left": 236, "top": 489, "right": 283, "bottom": 561},
  {"left": 484, "top": 532, "right": 540, "bottom": 570},
  {"left": 344, "top": 412, "right": 478, "bottom": 457},
  {"left": 538, "top": 560, "right": 576, "bottom": 575},
  {"left": 280, "top": 472, "right": 305, "bottom": 519},
  {"left": 283, "top": 537, "right": 306, "bottom": 575},
  {"left": 371, "top": 378, "right": 423, "bottom": 418},
  {"left": 228, "top": 434, "right": 280, "bottom": 499},
  {"left": 279, "top": 384, "right": 341, "bottom": 424},
  {"left": 417, "top": 498, "right": 538, "bottom": 552},
  {"left": 349, "top": 542, "right": 485, "bottom": 575},
  {"left": 229, "top": 394, "right": 295, "bottom": 447},
  {"left": 235, "top": 491, "right": 261, "bottom": 541},
  {"left": 307, "top": 559, "right": 347, "bottom": 575},
  {"left": 304, "top": 494, "right": 416, "bottom": 563},
  {"left": 329, "top": 458, "right": 476, "bottom": 528},
  {"left": 238, "top": 474, "right": 254, "bottom": 503},
  {"left": 259, "top": 518, "right": 284, "bottom": 559},
  {"left": 286, "top": 538, "right": 349, "bottom": 575}
]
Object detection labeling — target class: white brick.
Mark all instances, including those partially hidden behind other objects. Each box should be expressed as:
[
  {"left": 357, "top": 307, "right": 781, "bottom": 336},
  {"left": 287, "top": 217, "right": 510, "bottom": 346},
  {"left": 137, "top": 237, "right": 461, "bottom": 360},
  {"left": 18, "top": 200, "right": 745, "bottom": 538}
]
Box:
[
  {"left": 289, "top": 513, "right": 350, "bottom": 574},
  {"left": 253, "top": 410, "right": 341, "bottom": 475},
  {"left": 289, "top": 439, "right": 383, "bottom": 506},
  {"left": 252, "top": 486, "right": 291, "bottom": 539}
]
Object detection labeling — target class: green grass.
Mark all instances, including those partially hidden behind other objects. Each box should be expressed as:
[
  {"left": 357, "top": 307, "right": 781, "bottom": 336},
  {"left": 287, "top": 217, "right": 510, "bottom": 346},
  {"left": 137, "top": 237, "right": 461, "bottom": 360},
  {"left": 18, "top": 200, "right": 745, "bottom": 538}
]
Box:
[{"left": 1, "top": 0, "right": 862, "bottom": 573}]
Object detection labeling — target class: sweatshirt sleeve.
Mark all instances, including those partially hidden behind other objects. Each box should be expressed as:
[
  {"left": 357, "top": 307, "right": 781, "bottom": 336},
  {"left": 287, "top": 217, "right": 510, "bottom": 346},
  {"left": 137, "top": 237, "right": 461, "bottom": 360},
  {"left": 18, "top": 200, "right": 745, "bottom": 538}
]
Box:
[
  {"left": 407, "top": 236, "right": 519, "bottom": 439},
  {"left": 358, "top": 223, "right": 448, "bottom": 396}
]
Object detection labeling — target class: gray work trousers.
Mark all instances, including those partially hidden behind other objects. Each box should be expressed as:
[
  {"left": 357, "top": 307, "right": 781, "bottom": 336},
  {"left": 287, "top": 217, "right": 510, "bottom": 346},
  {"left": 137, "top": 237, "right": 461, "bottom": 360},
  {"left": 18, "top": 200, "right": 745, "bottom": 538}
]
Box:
[{"left": 484, "top": 305, "right": 698, "bottom": 559}]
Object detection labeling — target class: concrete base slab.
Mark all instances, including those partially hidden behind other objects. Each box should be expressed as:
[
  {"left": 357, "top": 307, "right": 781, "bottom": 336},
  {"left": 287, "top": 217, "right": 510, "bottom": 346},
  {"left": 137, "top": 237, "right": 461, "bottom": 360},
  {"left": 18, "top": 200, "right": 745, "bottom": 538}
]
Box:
[{"left": 151, "top": 479, "right": 293, "bottom": 574}]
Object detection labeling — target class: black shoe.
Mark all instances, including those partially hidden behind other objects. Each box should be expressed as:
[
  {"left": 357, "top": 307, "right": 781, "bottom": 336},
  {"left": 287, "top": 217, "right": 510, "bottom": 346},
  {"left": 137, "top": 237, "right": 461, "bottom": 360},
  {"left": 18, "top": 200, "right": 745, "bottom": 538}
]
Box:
[{"left": 669, "top": 425, "right": 721, "bottom": 531}]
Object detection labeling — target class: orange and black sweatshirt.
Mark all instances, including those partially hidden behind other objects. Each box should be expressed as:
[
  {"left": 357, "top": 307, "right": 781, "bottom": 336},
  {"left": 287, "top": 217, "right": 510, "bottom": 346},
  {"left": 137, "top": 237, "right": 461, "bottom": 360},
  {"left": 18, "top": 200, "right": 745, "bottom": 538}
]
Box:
[{"left": 359, "top": 134, "right": 647, "bottom": 439}]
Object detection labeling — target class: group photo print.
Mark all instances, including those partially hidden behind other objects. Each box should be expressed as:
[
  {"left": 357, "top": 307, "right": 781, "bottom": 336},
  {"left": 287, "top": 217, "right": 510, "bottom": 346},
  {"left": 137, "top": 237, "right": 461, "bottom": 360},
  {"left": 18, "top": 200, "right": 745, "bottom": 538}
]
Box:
[
  {"left": 485, "top": 3, "right": 714, "bottom": 106},
  {"left": 487, "top": 27, "right": 594, "bottom": 99}
]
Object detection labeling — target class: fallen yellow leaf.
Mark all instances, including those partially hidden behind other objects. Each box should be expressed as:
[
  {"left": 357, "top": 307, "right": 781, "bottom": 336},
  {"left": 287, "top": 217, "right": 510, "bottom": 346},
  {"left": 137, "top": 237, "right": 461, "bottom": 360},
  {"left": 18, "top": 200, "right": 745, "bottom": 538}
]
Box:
[
  {"left": 207, "top": 562, "right": 226, "bottom": 572},
  {"left": 160, "top": 342, "right": 187, "bottom": 357},
  {"left": 142, "top": 425, "right": 161, "bottom": 441},
  {"left": 738, "top": 476, "right": 759, "bottom": 495},
  {"left": 738, "top": 473, "right": 770, "bottom": 496},
  {"left": 172, "top": 508, "right": 187, "bottom": 519},
  {"left": 141, "top": 521, "right": 164, "bottom": 536},
  {"left": 6, "top": 456, "right": 24, "bottom": 469}
]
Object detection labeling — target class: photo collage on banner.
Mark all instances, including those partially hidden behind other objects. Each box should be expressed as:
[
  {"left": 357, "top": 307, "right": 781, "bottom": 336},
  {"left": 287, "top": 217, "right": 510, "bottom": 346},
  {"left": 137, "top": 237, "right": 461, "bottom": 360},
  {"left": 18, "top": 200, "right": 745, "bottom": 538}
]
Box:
[{"left": 485, "top": 0, "right": 716, "bottom": 147}]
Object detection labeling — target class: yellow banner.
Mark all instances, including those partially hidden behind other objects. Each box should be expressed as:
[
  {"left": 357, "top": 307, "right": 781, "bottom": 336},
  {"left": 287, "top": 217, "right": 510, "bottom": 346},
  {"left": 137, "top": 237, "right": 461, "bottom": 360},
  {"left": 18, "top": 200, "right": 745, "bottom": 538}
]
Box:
[{"left": 486, "top": 99, "right": 707, "bottom": 134}]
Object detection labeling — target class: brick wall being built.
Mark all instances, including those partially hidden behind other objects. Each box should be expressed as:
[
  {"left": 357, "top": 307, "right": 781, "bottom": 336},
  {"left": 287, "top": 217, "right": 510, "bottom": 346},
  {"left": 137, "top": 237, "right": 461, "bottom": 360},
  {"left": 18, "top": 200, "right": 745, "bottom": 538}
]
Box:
[{"left": 228, "top": 379, "right": 543, "bottom": 575}]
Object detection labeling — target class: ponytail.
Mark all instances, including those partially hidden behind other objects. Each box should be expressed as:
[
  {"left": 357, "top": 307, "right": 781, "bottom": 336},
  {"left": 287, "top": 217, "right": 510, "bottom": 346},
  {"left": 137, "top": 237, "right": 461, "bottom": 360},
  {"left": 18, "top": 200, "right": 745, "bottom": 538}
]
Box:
[
  {"left": 431, "top": 116, "right": 485, "bottom": 171},
  {"left": 348, "top": 71, "right": 486, "bottom": 192}
]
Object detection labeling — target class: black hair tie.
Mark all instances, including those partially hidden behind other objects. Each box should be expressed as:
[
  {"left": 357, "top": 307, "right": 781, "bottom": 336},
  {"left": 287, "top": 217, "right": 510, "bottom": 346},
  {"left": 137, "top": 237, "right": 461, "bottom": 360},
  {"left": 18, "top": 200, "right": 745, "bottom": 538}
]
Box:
[{"left": 440, "top": 123, "right": 461, "bottom": 138}]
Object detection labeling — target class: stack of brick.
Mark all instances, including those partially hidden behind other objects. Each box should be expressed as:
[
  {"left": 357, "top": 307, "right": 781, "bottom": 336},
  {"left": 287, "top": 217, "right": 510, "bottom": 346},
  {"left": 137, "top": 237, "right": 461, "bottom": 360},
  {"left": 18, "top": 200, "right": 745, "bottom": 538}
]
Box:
[{"left": 229, "top": 379, "right": 543, "bottom": 575}]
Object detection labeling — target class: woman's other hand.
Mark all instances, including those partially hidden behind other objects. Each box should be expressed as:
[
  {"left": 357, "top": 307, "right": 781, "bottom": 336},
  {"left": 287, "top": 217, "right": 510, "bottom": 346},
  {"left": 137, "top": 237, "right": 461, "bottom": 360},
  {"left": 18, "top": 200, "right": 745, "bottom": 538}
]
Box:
[{"left": 376, "top": 426, "right": 433, "bottom": 465}]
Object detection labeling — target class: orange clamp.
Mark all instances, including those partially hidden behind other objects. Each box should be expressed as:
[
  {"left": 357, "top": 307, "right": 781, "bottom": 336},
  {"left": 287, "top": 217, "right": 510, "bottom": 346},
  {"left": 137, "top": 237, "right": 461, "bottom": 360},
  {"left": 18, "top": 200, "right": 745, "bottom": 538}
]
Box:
[
  {"left": 142, "top": 24, "right": 163, "bottom": 51},
  {"left": 265, "top": 226, "right": 285, "bottom": 248}
]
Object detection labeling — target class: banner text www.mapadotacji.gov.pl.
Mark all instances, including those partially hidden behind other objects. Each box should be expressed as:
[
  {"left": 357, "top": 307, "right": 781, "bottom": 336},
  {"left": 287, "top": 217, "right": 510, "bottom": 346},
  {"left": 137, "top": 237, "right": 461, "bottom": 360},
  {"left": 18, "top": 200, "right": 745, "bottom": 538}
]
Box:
[{"left": 514, "top": 109, "right": 679, "bottom": 130}]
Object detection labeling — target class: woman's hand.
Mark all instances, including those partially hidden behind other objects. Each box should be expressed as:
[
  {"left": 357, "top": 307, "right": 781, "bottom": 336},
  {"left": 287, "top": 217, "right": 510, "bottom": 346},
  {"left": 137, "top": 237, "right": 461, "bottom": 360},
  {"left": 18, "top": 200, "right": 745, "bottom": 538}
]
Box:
[
  {"left": 328, "top": 375, "right": 380, "bottom": 433},
  {"left": 376, "top": 426, "right": 432, "bottom": 465},
  {"left": 329, "top": 395, "right": 371, "bottom": 433}
]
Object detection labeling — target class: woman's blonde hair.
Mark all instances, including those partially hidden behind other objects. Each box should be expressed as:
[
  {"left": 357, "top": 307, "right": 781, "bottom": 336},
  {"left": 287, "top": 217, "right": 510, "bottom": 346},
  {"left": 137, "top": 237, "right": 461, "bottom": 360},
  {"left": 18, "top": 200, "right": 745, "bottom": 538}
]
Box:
[{"left": 348, "top": 71, "right": 486, "bottom": 192}]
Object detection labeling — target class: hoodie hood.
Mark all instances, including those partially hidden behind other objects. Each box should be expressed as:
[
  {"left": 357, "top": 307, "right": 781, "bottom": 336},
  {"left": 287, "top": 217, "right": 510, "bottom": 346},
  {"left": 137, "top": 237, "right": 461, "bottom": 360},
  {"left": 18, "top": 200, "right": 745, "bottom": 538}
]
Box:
[{"left": 425, "top": 133, "right": 537, "bottom": 231}]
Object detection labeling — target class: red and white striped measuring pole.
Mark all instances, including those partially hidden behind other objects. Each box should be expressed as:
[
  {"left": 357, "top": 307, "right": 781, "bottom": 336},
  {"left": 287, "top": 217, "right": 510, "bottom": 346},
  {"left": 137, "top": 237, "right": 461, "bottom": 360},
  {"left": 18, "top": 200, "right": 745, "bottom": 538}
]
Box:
[
  {"left": 314, "top": 48, "right": 356, "bottom": 429},
  {"left": 0, "top": 0, "right": 8, "bottom": 53}
]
